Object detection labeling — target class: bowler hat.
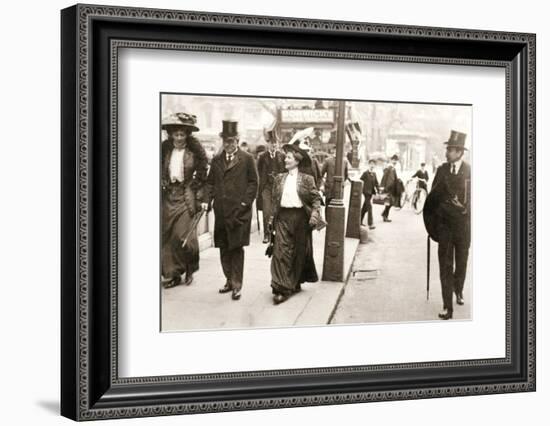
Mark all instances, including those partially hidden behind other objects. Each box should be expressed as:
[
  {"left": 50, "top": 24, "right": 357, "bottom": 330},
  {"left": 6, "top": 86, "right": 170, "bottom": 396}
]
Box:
[
  {"left": 162, "top": 112, "right": 199, "bottom": 132},
  {"left": 390, "top": 154, "right": 399, "bottom": 161},
  {"left": 444, "top": 130, "right": 468, "bottom": 150},
  {"left": 220, "top": 120, "right": 239, "bottom": 138}
]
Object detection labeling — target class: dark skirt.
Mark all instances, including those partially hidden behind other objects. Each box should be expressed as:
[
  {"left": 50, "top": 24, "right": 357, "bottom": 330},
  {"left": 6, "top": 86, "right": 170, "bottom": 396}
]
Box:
[
  {"left": 271, "top": 208, "right": 318, "bottom": 296},
  {"left": 161, "top": 183, "right": 199, "bottom": 279}
]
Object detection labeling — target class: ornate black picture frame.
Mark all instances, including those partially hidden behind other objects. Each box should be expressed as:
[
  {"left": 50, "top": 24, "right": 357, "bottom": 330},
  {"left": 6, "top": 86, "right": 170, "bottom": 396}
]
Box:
[{"left": 61, "top": 3, "right": 536, "bottom": 421}]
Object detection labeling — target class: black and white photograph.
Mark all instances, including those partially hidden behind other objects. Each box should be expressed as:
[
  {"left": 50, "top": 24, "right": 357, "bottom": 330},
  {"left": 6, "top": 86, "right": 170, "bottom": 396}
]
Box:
[{"left": 159, "top": 94, "right": 472, "bottom": 331}]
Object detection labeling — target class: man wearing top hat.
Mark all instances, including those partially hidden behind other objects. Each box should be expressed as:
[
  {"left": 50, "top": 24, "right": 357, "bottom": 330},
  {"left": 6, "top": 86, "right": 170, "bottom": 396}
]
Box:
[
  {"left": 257, "top": 128, "right": 286, "bottom": 243},
  {"left": 380, "top": 154, "right": 400, "bottom": 222},
  {"left": 423, "top": 130, "right": 471, "bottom": 320},
  {"left": 203, "top": 120, "right": 259, "bottom": 301}
]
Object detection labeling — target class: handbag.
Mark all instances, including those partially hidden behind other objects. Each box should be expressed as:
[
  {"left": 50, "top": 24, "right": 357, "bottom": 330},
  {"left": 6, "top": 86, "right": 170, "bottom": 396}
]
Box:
[{"left": 372, "top": 193, "right": 387, "bottom": 205}]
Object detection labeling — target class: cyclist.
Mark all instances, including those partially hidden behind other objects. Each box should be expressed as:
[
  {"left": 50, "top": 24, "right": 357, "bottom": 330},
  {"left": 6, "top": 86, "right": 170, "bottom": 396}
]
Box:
[{"left": 411, "top": 162, "right": 429, "bottom": 191}]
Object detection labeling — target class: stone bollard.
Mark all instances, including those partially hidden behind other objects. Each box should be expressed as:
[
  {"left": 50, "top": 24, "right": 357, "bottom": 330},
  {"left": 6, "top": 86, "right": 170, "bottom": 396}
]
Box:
[{"left": 345, "top": 180, "right": 363, "bottom": 239}]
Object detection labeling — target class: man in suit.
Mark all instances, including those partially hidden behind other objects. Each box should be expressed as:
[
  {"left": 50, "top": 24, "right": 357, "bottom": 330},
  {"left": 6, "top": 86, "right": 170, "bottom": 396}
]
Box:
[
  {"left": 320, "top": 154, "right": 350, "bottom": 210},
  {"left": 256, "top": 129, "right": 286, "bottom": 243},
  {"left": 423, "top": 130, "right": 471, "bottom": 320},
  {"left": 380, "top": 154, "right": 399, "bottom": 222},
  {"left": 203, "top": 120, "right": 259, "bottom": 301},
  {"left": 359, "top": 159, "right": 380, "bottom": 229}
]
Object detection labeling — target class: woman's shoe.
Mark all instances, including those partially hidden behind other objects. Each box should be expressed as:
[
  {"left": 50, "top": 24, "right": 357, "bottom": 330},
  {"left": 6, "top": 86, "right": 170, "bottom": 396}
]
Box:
[
  {"left": 273, "top": 294, "right": 289, "bottom": 305},
  {"left": 163, "top": 274, "right": 181, "bottom": 289},
  {"left": 184, "top": 273, "right": 193, "bottom": 286}
]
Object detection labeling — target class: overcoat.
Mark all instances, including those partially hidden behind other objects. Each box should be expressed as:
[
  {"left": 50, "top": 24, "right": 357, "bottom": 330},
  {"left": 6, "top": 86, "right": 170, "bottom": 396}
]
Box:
[
  {"left": 256, "top": 150, "right": 286, "bottom": 210},
  {"left": 380, "top": 165, "right": 401, "bottom": 206},
  {"left": 205, "top": 149, "right": 259, "bottom": 250},
  {"left": 321, "top": 156, "right": 350, "bottom": 199},
  {"left": 423, "top": 161, "right": 471, "bottom": 246}
]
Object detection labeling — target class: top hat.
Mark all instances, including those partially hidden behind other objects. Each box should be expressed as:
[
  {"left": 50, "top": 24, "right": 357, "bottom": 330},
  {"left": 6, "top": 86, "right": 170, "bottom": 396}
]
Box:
[
  {"left": 161, "top": 112, "right": 199, "bottom": 132},
  {"left": 220, "top": 120, "right": 239, "bottom": 138},
  {"left": 444, "top": 130, "right": 468, "bottom": 150},
  {"left": 264, "top": 129, "right": 278, "bottom": 142}
]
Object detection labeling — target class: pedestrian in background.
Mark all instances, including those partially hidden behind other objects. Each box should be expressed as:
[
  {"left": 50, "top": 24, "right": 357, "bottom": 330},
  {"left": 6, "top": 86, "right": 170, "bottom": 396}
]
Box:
[
  {"left": 380, "top": 154, "right": 400, "bottom": 222},
  {"left": 359, "top": 159, "right": 380, "bottom": 229},
  {"left": 257, "top": 129, "right": 286, "bottom": 243},
  {"left": 412, "top": 162, "right": 430, "bottom": 191},
  {"left": 321, "top": 154, "right": 350, "bottom": 210}
]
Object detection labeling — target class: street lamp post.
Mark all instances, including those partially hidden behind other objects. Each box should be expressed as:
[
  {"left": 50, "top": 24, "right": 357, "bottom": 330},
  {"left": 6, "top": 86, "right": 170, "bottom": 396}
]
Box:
[{"left": 322, "top": 100, "right": 346, "bottom": 281}]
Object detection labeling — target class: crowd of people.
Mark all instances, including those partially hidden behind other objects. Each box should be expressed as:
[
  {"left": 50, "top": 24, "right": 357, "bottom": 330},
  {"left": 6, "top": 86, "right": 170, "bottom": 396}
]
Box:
[{"left": 161, "top": 111, "right": 471, "bottom": 319}]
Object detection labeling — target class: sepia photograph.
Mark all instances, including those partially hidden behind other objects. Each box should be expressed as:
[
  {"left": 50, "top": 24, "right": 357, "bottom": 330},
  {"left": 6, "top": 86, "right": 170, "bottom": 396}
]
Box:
[{"left": 159, "top": 93, "right": 472, "bottom": 331}]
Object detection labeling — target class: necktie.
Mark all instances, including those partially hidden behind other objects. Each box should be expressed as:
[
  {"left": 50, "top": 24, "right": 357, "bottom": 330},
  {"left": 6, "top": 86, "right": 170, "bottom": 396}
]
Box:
[
  {"left": 451, "top": 164, "right": 456, "bottom": 175},
  {"left": 227, "top": 154, "right": 233, "bottom": 163}
]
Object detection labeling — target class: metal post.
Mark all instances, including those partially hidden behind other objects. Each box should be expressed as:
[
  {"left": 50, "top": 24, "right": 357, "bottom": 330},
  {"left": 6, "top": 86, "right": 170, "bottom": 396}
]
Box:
[
  {"left": 322, "top": 101, "right": 346, "bottom": 281},
  {"left": 346, "top": 180, "right": 363, "bottom": 239}
]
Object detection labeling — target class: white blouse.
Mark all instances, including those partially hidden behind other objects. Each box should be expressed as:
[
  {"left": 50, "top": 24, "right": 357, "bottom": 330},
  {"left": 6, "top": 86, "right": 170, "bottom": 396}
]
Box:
[
  {"left": 169, "top": 148, "right": 185, "bottom": 182},
  {"left": 280, "top": 169, "right": 303, "bottom": 208}
]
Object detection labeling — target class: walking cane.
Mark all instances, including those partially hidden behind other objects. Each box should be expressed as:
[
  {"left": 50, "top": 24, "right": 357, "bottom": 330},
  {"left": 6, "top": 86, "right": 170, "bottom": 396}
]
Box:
[
  {"left": 181, "top": 210, "right": 205, "bottom": 249},
  {"left": 256, "top": 202, "right": 261, "bottom": 234},
  {"left": 426, "top": 235, "right": 430, "bottom": 300}
]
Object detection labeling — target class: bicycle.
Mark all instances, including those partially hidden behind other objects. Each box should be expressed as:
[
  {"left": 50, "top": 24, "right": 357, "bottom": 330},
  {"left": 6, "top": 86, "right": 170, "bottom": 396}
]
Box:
[{"left": 399, "top": 177, "right": 428, "bottom": 214}]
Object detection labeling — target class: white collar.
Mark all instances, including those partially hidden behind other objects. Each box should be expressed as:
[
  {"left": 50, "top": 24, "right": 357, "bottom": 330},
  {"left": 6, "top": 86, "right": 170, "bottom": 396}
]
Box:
[
  {"left": 288, "top": 167, "right": 299, "bottom": 176},
  {"left": 449, "top": 159, "right": 462, "bottom": 173}
]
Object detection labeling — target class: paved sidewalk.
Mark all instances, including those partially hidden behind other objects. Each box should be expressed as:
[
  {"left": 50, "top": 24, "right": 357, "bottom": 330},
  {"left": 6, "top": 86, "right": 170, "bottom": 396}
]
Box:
[
  {"left": 162, "top": 227, "right": 359, "bottom": 332},
  {"left": 331, "top": 203, "right": 472, "bottom": 325}
]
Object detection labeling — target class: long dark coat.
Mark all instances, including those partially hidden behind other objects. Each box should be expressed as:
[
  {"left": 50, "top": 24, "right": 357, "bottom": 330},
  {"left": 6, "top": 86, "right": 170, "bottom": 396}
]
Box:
[
  {"left": 320, "top": 156, "right": 350, "bottom": 199},
  {"left": 380, "top": 165, "right": 401, "bottom": 207},
  {"left": 256, "top": 150, "right": 286, "bottom": 210},
  {"left": 423, "top": 161, "right": 471, "bottom": 246},
  {"left": 205, "top": 149, "right": 259, "bottom": 250}
]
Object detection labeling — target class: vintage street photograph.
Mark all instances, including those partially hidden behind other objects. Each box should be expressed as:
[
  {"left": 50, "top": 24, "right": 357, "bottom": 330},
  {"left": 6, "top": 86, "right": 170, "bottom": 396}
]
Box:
[{"left": 160, "top": 93, "right": 472, "bottom": 331}]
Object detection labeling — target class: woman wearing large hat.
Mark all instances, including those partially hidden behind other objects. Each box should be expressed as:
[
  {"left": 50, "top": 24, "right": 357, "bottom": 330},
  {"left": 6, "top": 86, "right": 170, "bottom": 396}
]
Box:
[
  {"left": 161, "top": 112, "right": 208, "bottom": 288},
  {"left": 267, "top": 139, "right": 326, "bottom": 304}
]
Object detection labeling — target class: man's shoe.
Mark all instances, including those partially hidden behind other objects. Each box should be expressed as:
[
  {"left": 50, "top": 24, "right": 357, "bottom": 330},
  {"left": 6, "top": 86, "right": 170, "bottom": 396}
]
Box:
[
  {"left": 219, "top": 281, "right": 232, "bottom": 293},
  {"left": 456, "top": 294, "right": 465, "bottom": 305},
  {"left": 438, "top": 308, "right": 453, "bottom": 320},
  {"left": 369, "top": 225, "right": 376, "bottom": 230},
  {"left": 383, "top": 217, "right": 392, "bottom": 223},
  {"left": 262, "top": 236, "right": 269, "bottom": 244},
  {"left": 231, "top": 289, "right": 241, "bottom": 300}
]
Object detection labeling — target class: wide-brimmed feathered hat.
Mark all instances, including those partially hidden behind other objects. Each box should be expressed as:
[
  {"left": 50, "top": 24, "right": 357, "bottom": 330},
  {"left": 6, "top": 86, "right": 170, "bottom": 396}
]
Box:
[
  {"left": 162, "top": 112, "right": 199, "bottom": 132},
  {"left": 282, "top": 140, "right": 311, "bottom": 165}
]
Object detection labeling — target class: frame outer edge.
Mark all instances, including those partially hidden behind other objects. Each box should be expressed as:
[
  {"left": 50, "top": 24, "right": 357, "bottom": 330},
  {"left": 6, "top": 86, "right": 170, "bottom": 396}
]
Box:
[{"left": 68, "top": 4, "right": 536, "bottom": 420}]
